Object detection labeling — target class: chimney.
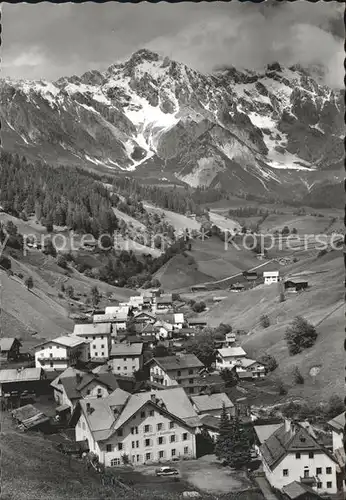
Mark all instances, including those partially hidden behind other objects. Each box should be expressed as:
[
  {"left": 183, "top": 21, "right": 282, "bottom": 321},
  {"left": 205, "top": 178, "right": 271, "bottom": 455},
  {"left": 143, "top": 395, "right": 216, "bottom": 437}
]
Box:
[
  {"left": 284, "top": 419, "right": 291, "bottom": 433},
  {"left": 76, "top": 373, "right": 83, "bottom": 384},
  {"left": 86, "top": 402, "right": 93, "bottom": 414}
]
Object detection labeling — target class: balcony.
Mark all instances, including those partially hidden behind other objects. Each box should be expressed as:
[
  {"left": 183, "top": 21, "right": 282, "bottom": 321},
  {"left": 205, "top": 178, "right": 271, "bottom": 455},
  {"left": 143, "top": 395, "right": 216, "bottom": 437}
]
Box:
[
  {"left": 300, "top": 476, "right": 316, "bottom": 486},
  {"left": 38, "top": 356, "right": 68, "bottom": 361}
]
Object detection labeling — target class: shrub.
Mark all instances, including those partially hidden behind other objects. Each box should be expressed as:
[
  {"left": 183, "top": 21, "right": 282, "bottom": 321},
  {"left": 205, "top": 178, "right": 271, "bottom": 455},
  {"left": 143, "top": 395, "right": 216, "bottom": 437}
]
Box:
[
  {"left": 192, "top": 301, "right": 206, "bottom": 313},
  {"left": 285, "top": 316, "right": 317, "bottom": 355},
  {"left": 57, "top": 254, "right": 68, "bottom": 269},
  {"left": 278, "top": 381, "right": 287, "bottom": 395},
  {"left": 24, "top": 276, "right": 34, "bottom": 290},
  {"left": 293, "top": 366, "right": 304, "bottom": 384},
  {"left": 260, "top": 314, "right": 270, "bottom": 328},
  {"left": 258, "top": 354, "right": 278, "bottom": 372}
]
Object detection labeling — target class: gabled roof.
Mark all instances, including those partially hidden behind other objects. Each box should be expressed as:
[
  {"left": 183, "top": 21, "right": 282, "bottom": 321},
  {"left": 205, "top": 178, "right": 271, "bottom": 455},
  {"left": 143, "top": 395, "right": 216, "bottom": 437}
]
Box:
[
  {"left": 282, "top": 481, "right": 322, "bottom": 499},
  {"left": 217, "top": 347, "right": 246, "bottom": 358},
  {"left": 327, "top": 411, "right": 345, "bottom": 434},
  {"left": 35, "top": 335, "right": 88, "bottom": 349},
  {"left": 0, "top": 337, "right": 20, "bottom": 352},
  {"left": 200, "top": 414, "right": 221, "bottom": 431},
  {"left": 260, "top": 422, "right": 337, "bottom": 470},
  {"left": 157, "top": 294, "right": 173, "bottom": 304},
  {"left": 188, "top": 318, "right": 207, "bottom": 325},
  {"left": 79, "top": 386, "right": 201, "bottom": 442},
  {"left": 254, "top": 423, "right": 283, "bottom": 445},
  {"left": 133, "top": 312, "right": 156, "bottom": 321},
  {"left": 191, "top": 393, "right": 234, "bottom": 412},
  {"left": 0, "top": 367, "right": 42, "bottom": 384},
  {"left": 73, "top": 323, "right": 112, "bottom": 336},
  {"left": 110, "top": 342, "right": 143, "bottom": 357},
  {"left": 51, "top": 367, "right": 86, "bottom": 390},
  {"left": 120, "top": 335, "right": 143, "bottom": 344},
  {"left": 237, "top": 358, "right": 264, "bottom": 368},
  {"left": 12, "top": 404, "right": 50, "bottom": 429},
  {"left": 105, "top": 306, "right": 130, "bottom": 316},
  {"left": 149, "top": 354, "right": 204, "bottom": 371},
  {"left": 263, "top": 270, "right": 279, "bottom": 276},
  {"left": 93, "top": 313, "right": 128, "bottom": 323}
]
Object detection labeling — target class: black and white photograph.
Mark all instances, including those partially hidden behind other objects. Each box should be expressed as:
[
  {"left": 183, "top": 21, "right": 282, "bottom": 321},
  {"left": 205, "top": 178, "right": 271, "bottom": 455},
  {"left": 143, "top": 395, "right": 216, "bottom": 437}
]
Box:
[{"left": 0, "top": 2, "right": 344, "bottom": 499}]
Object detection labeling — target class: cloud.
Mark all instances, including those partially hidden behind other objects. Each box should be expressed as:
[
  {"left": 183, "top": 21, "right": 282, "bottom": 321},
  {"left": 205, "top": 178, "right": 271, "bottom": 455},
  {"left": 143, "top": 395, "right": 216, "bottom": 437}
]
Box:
[{"left": 1, "top": 1, "right": 343, "bottom": 88}]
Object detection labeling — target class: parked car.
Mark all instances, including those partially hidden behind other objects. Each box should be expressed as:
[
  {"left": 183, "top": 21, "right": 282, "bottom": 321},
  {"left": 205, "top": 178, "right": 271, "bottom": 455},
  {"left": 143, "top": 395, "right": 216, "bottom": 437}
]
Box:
[{"left": 155, "top": 466, "right": 179, "bottom": 477}]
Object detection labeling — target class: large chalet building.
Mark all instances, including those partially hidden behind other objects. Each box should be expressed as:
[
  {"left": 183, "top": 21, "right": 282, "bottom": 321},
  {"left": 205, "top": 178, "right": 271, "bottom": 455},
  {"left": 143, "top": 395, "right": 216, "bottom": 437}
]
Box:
[
  {"left": 147, "top": 354, "right": 204, "bottom": 395},
  {"left": 258, "top": 419, "right": 340, "bottom": 495},
  {"left": 34, "top": 336, "right": 90, "bottom": 371},
  {"left": 72, "top": 387, "right": 201, "bottom": 466}
]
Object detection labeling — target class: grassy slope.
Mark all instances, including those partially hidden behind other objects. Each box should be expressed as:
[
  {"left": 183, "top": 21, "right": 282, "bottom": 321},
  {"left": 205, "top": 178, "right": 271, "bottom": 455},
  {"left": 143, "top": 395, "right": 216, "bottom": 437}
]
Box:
[
  {"left": 0, "top": 425, "right": 117, "bottom": 500},
  {"left": 154, "top": 254, "right": 213, "bottom": 291},
  {"left": 204, "top": 250, "right": 343, "bottom": 403}
]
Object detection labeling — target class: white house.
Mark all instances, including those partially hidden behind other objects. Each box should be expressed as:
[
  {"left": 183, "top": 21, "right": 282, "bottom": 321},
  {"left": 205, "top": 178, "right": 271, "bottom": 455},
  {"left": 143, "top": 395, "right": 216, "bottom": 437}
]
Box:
[
  {"left": 263, "top": 270, "right": 280, "bottom": 285},
  {"left": 34, "top": 336, "right": 90, "bottom": 371},
  {"left": 215, "top": 347, "right": 247, "bottom": 371},
  {"left": 234, "top": 358, "right": 266, "bottom": 379},
  {"left": 93, "top": 312, "right": 128, "bottom": 331},
  {"left": 73, "top": 323, "right": 112, "bottom": 361},
  {"left": 73, "top": 387, "right": 201, "bottom": 467},
  {"left": 259, "top": 419, "right": 340, "bottom": 495},
  {"left": 108, "top": 342, "right": 143, "bottom": 376},
  {"left": 221, "top": 332, "right": 236, "bottom": 348}
]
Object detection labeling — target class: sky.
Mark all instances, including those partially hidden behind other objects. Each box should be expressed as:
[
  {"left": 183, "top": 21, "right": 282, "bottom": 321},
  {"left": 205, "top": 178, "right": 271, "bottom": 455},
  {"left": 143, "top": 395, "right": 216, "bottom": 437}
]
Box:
[{"left": 2, "top": 1, "right": 344, "bottom": 88}]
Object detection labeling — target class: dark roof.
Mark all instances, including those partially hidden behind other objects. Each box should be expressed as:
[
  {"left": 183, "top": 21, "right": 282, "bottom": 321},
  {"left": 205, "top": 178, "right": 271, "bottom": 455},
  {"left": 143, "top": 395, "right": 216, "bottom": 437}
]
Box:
[
  {"left": 282, "top": 481, "right": 323, "bottom": 499},
  {"left": 157, "top": 294, "right": 173, "bottom": 304},
  {"left": 149, "top": 354, "right": 204, "bottom": 371},
  {"left": 327, "top": 411, "right": 345, "bottom": 434},
  {"left": 260, "top": 422, "right": 337, "bottom": 470},
  {"left": 59, "top": 372, "right": 123, "bottom": 400},
  {"left": 12, "top": 404, "right": 50, "bottom": 429},
  {"left": 200, "top": 414, "right": 221, "bottom": 431},
  {"left": 120, "top": 335, "right": 144, "bottom": 344},
  {"left": 188, "top": 319, "right": 207, "bottom": 325}
]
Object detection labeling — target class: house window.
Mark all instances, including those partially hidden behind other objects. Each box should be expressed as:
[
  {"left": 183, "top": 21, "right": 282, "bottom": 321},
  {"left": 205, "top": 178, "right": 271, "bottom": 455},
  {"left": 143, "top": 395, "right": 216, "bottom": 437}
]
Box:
[
  {"left": 308, "top": 452, "right": 314, "bottom": 459},
  {"left": 117, "top": 430, "right": 123, "bottom": 437},
  {"left": 317, "top": 482, "right": 322, "bottom": 489},
  {"left": 101, "top": 344, "right": 104, "bottom": 348},
  {"left": 184, "top": 447, "right": 189, "bottom": 455},
  {"left": 118, "top": 443, "right": 123, "bottom": 451},
  {"left": 111, "top": 458, "right": 120, "bottom": 466},
  {"left": 95, "top": 352, "right": 98, "bottom": 357},
  {"left": 145, "top": 439, "right": 151, "bottom": 447},
  {"left": 327, "top": 482, "right": 332, "bottom": 489},
  {"left": 106, "top": 444, "right": 112, "bottom": 452},
  {"left": 101, "top": 336, "right": 104, "bottom": 339},
  {"left": 149, "top": 410, "right": 154, "bottom": 417},
  {"left": 136, "top": 441, "right": 139, "bottom": 448},
  {"left": 50, "top": 362, "right": 53, "bottom": 367},
  {"left": 189, "top": 379, "right": 194, "bottom": 384},
  {"left": 145, "top": 453, "right": 151, "bottom": 461},
  {"left": 295, "top": 452, "right": 301, "bottom": 459},
  {"left": 101, "top": 352, "right": 105, "bottom": 357},
  {"left": 171, "top": 449, "right": 176, "bottom": 457},
  {"left": 132, "top": 441, "right": 135, "bottom": 449},
  {"left": 304, "top": 470, "right": 309, "bottom": 478},
  {"left": 141, "top": 411, "right": 146, "bottom": 418},
  {"left": 117, "top": 367, "right": 121, "bottom": 370},
  {"left": 170, "top": 435, "right": 176, "bottom": 443},
  {"left": 93, "top": 336, "right": 96, "bottom": 340},
  {"left": 158, "top": 437, "right": 164, "bottom": 445},
  {"left": 189, "top": 387, "right": 194, "bottom": 394},
  {"left": 87, "top": 390, "right": 91, "bottom": 395},
  {"left": 283, "top": 469, "right": 289, "bottom": 477},
  {"left": 183, "top": 433, "right": 188, "bottom": 441},
  {"left": 188, "top": 369, "right": 193, "bottom": 375},
  {"left": 316, "top": 467, "right": 322, "bottom": 475},
  {"left": 124, "top": 366, "right": 127, "bottom": 370},
  {"left": 326, "top": 467, "right": 332, "bottom": 474},
  {"left": 82, "top": 422, "right": 86, "bottom": 430},
  {"left": 157, "top": 423, "right": 163, "bottom": 431},
  {"left": 97, "top": 388, "right": 102, "bottom": 394},
  {"left": 158, "top": 450, "right": 164, "bottom": 459},
  {"left": 177, "top": 370, "right": 181, "bottom": 376},
  {"left": 124, "top": 357, "right": 127, "bottom": 362},
  {"left": 144, "top": 425, "right": 150, "bottom": 433},
  {"left": 169, "top": 422, "right": 174, "bottom": 429}
]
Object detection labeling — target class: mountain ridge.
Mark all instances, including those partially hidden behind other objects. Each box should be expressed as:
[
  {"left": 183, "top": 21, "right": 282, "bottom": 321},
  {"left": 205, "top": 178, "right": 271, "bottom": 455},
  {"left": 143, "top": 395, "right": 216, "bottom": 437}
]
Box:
[{"left": 0, "top": 49, "right": 343, "bottom": 196}]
